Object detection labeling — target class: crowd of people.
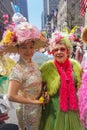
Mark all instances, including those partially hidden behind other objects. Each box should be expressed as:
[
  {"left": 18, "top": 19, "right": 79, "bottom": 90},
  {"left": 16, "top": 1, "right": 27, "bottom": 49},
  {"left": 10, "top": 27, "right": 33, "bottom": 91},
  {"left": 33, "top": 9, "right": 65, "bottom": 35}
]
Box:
[{"left": 0, "top": 12, "right": 87, "bottom": 130}]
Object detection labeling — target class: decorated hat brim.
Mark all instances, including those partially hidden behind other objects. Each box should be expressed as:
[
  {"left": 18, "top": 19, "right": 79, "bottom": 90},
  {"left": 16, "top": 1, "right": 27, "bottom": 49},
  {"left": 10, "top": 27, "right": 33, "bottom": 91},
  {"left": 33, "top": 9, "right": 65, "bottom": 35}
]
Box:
[{"left": 4, "top": 39, "right": 47, "bottom": 53}]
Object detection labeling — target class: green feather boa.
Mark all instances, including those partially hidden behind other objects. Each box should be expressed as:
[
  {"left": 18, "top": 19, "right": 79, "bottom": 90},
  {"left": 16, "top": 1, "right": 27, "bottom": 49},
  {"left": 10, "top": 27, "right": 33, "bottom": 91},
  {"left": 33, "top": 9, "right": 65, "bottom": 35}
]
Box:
[{"left": 40, "top": 59, "right": 82, "bottom": 96}]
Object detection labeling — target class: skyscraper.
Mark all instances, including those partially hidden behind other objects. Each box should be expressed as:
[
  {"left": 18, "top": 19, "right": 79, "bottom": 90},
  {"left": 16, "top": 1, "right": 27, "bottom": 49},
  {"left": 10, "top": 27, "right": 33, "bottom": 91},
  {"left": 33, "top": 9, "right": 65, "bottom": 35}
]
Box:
[
  {"left": 0, "top": 0, "right": 14, "bottom": 39},
  {"left": 14, "top": 0, "right": 28, "bottom": 20},
  {"left": 42, "top": 0, "right": 59, "bottom": 38},
  {"left": 42, "top": 0, "right": 59, "bottom": 29}
]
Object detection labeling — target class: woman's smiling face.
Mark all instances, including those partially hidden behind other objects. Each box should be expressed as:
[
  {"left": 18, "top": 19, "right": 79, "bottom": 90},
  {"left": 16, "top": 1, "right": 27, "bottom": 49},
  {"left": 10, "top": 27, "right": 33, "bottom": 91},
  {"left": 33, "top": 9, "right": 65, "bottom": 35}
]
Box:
[
  {"left": 18, "top": 40, "right": 35, "bottom": 61},
  {"left": 52, "top": 43, "right": 69, "bottom": 63}
]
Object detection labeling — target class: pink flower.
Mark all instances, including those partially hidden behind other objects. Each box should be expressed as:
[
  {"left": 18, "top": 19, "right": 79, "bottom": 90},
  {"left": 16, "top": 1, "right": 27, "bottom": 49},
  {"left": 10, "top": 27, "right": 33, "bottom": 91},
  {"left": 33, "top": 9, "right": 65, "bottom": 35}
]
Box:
[
  {"left": 15, "top": 22, "right": 41, "bottom": 42},
  {"left": 69, "top": 34, "right": 76, "bottom": 42},
  {"left": 78, "top": 71, "right": 87, "bottom": 127},
  {"left": 49, "top": 31, "right": 64, "bottom": 52}
]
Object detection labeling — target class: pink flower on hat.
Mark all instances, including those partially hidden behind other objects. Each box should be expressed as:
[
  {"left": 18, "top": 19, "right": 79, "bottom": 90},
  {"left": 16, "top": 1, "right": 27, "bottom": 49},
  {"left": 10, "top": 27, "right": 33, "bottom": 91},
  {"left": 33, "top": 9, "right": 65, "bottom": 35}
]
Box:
[
  {"left": 14, "top": 22, "right": 41, "bottom": 42},
  {"left": 69, "top": 34, "right": 76, "bottom": 42},
  {"left": 49, "top": 31, "right": 64, "bottom": 51}
]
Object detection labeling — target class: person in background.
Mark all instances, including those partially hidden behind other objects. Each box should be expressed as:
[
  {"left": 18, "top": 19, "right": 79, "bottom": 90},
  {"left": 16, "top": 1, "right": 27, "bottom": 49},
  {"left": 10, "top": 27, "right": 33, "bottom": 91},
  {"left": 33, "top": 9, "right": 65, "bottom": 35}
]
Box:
[
  {"left": 78, "top": 26, "right": 87, "bottom": 129},
  {"left": 39, "top": 30, "right": 84, "bottom": 130},
  {"left": 0, "top": 50, "right": 16, "bottom": 127},
  {"left": 71, "top": 43, "right": 77, "bottom": 59},
  {"left": 75, "top": 40, "right": 84, "bottom": 63},
  {"left": 0, "top": 13, "right": 47, "bottom": 130},
  {"left": 0, "top": 49, "right": 15, "bottom": 94},
  {"left": 32, "top": 48, "right": 49, "bottom": 67}
]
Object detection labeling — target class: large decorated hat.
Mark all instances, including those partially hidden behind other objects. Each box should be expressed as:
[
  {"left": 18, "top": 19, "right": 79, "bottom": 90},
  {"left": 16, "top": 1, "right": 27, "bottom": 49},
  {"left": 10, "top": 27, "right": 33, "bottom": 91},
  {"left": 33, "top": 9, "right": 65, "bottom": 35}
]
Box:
[
  {"left": 0, "top": 13, "right": 47, "bottom": 53},
  {"left": 49, "top": 30, "right": 74, "bottom": 54}
]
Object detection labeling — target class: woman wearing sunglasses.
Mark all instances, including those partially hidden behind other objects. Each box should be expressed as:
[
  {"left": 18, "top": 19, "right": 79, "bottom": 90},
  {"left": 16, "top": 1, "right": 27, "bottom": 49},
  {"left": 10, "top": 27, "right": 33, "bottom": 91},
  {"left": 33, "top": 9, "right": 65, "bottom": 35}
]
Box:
[{"left": 39, "top": 31, "right": 84, "bottom": 130}]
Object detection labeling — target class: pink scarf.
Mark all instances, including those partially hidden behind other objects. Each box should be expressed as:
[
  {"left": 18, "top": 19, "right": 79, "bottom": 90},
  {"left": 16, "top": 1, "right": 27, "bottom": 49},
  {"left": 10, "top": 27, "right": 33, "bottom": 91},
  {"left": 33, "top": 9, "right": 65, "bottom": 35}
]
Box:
[{"left": 54, "top": 59, "right": 78, "bottom": 112}]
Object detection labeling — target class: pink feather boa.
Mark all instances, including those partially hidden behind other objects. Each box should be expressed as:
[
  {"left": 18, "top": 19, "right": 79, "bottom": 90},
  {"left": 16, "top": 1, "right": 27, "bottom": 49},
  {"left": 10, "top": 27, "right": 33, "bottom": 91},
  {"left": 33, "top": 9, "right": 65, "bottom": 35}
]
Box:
[
  {"left": 54, "top": 58, "right": 78, "bottom": 112},
  {"left": 78, "top": 70, "right": 87, "bottom": 128}
]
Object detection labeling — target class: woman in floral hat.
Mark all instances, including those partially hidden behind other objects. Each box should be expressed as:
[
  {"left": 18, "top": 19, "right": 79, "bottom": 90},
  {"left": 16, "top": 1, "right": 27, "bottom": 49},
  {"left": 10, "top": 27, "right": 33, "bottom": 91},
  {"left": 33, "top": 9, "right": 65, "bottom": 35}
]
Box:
[
  {"left": 39, "top": 31, "right": 85, "bottom": 130},
  {"left": 0, "top": 13, "right": 47, "bottom": 130}
]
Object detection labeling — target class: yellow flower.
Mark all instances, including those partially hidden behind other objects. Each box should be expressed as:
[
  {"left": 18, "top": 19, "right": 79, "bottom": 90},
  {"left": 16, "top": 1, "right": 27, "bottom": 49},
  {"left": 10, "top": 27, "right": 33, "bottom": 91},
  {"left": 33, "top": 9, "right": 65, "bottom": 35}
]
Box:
[
  {"left": 39, "top": 96, "right": 44, "bottom": 103},
  {"left": 40, "top": 33, "right": 46, "bottom": 41},
  {"left": 3, "top": 30, "right": 14, "bottom": 44}
]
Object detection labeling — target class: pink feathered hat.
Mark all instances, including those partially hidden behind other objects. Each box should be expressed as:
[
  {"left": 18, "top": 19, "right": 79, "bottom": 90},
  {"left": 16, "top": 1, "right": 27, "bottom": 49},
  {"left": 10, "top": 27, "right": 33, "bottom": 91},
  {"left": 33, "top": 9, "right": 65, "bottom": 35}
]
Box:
[{"left": 0, "top": 13, "right": 47, "bottom": 53}]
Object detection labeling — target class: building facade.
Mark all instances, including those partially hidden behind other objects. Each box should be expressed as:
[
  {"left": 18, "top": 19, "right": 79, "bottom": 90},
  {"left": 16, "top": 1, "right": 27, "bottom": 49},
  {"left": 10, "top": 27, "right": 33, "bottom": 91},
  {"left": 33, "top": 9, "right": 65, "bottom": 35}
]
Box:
[
  {"left": 41, "top": 0, "right": 86, "bottom": 38},
  {"left": 13, "top": 0, "right": 28, "bottom": 20},
  {"left": 0, "top": 0, "right": 29, "bottom": 39},
  {"left": 42, "top": 0, "right": 59, "bottom": 28},
  {"left": 42, "top": 0, "right": 59, "bottom": 37},
  {"left": 0, "top": 0, "right": 14, "bottom": 39},
  {"left": 57, "top": 0, "right": 85, "bottom": 34}
]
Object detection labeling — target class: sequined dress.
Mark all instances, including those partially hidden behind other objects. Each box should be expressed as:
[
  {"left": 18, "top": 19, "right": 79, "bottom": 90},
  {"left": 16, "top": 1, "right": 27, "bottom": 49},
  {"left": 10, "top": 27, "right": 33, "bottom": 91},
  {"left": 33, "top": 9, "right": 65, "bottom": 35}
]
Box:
[{"left": 9, "top": 58, "right": 42, "bottom": 130}]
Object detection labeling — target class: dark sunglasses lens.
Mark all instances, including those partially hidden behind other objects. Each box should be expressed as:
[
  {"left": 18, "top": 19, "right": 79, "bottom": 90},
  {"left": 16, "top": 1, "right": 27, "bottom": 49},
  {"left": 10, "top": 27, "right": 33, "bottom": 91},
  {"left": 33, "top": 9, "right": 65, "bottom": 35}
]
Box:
[
  {"left": 60, "top": 48, "right": 66, "bottom": 52},
  {"left": 53, "top": 47, "right": 66, "bottom": 52}
]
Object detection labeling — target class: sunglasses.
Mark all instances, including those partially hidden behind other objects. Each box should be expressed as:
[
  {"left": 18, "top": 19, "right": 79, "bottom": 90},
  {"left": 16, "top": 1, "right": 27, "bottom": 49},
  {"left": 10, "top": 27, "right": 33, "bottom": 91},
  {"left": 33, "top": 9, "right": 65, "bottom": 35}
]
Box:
[{"left": 53, "top": 47, "right": 66, "bottom": 52}]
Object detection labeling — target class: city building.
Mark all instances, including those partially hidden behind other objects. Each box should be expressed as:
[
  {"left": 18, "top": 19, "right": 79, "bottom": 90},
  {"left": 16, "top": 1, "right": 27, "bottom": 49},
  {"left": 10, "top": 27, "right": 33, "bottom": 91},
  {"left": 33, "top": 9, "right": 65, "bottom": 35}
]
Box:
[
  {"left": 42, "top": 0, "right": 59, "bottom": 38},
  {"left": 57, "top": 0, "right": 85, "bottom": 34},
  {"left": 41, "top": 0, "right": 86, "bottom": 38},
  {"left": 14, "top": 0, "right": 28, "bottom": 20},
  {"left": 0, "top": 0, "right": 29, "bottom": 39},
  {"left": 0, "top": 0, "right": 14, "bottom": 39}
]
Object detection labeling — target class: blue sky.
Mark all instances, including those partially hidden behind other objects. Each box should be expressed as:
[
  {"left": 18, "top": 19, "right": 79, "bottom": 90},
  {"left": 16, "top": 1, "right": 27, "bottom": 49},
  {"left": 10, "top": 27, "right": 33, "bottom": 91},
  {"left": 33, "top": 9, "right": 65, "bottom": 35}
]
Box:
[{"left": 27, "top": 0, "right": 43, "bottom": 30}]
